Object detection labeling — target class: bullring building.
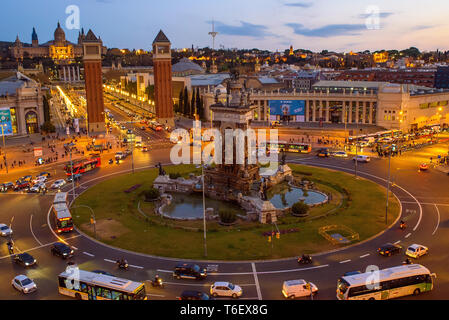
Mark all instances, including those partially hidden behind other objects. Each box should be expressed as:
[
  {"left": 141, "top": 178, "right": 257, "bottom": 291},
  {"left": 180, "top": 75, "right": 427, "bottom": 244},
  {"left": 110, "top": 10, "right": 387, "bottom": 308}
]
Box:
[{"left": 202, "top": 80, "right": 449, "bottom": 131}]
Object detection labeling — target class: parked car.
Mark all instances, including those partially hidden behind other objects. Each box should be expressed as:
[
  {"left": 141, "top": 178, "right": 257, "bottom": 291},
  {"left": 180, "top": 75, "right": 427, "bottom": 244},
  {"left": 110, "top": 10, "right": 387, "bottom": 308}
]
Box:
[
  {"left": 14, "top": 253, "right": 37, "bottom": 267},
  {"left": 50, "top": 242, "right": 74, "bottom": 259},
  {"left": 377, "top": 243, "right": 402, "bottom": 257},
  {"left": 14, "top": 180, "right": 30, "bottom": 191},
  {"left": 406, "top": 244, "right": 429, "bottom": 259},
  {"left": 0, "top": 182, "right": 14, "bottom": 192},
  {"left": 0, "top": 223, "right": 12, "bottom": 236},
  {"left": 173, "top": 263, "right": 207, "bottom": 280},
  {"left": 11, "top": 275, "right": 37, "bottom": 294},
  {"left": 282, "top": 279, "right": 318, "bottom": 299},
  {"left": 353, "top": 155, "right": 371, "bottom": 163},
  {"left": 51, "top": 179, "right": 67, "bottom": 189},
  {"left": 179, "top": 290, "right": 212, "bottom": 300},
  {"left": 210, "top": 282, "right": 243, "bottom": 299}
]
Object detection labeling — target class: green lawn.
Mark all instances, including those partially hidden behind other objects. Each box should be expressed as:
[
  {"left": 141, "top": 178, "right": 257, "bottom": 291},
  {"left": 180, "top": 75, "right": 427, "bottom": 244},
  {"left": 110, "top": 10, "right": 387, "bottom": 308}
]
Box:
[{"left": 73, "top": 164, "right": 399, "bottom": 260}]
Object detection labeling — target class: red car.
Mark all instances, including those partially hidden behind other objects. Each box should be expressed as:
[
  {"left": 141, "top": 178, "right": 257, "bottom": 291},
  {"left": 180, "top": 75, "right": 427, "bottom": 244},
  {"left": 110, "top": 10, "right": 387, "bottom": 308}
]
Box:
[
  {"left": 14, "top": 180, "right": 30, "bottom": 191},
  {"left": 419, "top": 163, "right": 429, "bottom": 171}
]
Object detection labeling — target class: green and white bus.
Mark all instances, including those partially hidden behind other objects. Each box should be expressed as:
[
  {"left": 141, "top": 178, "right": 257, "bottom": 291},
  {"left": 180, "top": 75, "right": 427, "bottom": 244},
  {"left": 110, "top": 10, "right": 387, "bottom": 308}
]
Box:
[{"left": 337, "top": 264, "right": 436, "bottom": 300}]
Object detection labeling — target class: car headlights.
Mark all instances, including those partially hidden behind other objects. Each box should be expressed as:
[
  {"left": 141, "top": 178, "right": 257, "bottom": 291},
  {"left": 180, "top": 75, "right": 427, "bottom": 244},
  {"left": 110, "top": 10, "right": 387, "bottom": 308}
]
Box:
[{"left": 25, "top": 263, "right": 29, "bottom": 266}]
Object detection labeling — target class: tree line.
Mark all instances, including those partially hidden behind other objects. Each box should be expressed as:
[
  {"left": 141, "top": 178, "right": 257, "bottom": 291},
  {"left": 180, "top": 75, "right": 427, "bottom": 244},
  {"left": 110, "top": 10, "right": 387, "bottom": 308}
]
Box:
[{"left": 174, "top": 87, "right": 205, "bottom": 120}]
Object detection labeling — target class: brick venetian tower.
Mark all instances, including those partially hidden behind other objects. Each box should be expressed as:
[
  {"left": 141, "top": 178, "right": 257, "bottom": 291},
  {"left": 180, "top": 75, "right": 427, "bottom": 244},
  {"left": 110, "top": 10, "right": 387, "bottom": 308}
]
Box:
[
  {"left": 83, "top": 30, "right": 105, "bottom": 133},
  {"left": 152, "top": 30, "right": 174, "bottom": 127}
]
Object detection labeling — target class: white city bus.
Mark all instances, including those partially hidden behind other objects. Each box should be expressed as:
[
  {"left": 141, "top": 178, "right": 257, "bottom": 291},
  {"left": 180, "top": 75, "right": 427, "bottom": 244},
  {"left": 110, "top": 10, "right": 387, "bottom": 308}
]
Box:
[
  {"left": 337, "top": 264, "right": 436, "bottom": 300},
  {"left": 58, "top": 269, "right": 147, "bottom": 300}
]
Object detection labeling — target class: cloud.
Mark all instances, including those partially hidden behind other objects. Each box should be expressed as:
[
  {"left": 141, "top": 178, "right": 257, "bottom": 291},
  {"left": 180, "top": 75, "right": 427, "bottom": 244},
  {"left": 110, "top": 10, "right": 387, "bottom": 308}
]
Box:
[
  {"left": 284, "top": 2, "right": 313, "bottom": 8},
  {"left": 412, "top": 25, "right": 434, "bottom": 31},
  {"left": 286, "top": 23, "right": 366, "bottom": 37},
  {"left": 358, "top": 12, "right": 394, "bottom": 19},
  {"left": 209, "top": 21, "right": 271, "bottom": 39}
]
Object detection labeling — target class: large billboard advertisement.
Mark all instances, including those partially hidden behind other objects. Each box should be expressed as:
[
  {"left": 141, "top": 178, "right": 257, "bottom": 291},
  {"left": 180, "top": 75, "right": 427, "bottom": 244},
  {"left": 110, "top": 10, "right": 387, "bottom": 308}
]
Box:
[
  {"left": 269, "top": 100, "right": 305, "bottom": 122},
  {"left": 0, "top": 107, "right": 13, "bottom": 136},
  {"left": 269, "top": 100, "right": 305, "bottom": 116}
]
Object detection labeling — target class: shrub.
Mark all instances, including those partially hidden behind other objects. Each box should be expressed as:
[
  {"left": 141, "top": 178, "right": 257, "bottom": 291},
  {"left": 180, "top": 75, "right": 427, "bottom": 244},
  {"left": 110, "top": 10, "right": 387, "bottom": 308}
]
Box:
[
  {"left": 40, "top": 121, "right": 56, "bottom": 133},
  {"left": 291, "top": 201, "right": 310, "bottom": 217},
  {"left": 219, "top": 210, "right": 237, "bottom": 224},
  {"left": 143, "top": 188, "right": 160, "bottom": 201},
  {"left": 169, "top": 172, "right": 181, "bottom": 179}
]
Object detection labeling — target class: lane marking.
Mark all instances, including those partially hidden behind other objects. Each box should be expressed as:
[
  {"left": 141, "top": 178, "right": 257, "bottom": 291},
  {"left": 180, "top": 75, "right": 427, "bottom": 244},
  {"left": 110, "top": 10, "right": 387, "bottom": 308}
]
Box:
[
  {"left": 252, "top": 263, "right": 262, "bottom": 301},
  {"left": 129, "top": 264, "right": 144, "bottom": 269},
  {"left": 157, "top": 264, "right": 330, "bottom": 276},
  {"left": 405, "top": 233, "right": 411, "bottom": 239},
  {"left": 29, "top": 214, "right": 43, "bottom": 246},
  {"left": 394, "top": 240, "right": 401, "bottom": 245},
  {"left": 83, "top": 252, "right": 95, "bottom": 257},
  {"left": 339, "top": 260, "right": 351, "bottom": 264},
  {"left": 402, "top": 202, "right": 449, "bottom": 207},
  {"left": 433, "top": 204, "right": 440, "bottom": 236},
  {"left": 147, "top": 294, "right": 165, "bottom": 298},
  {"left": 104, "top": 258, "right": 116, "bottom": 263},
  {"left": 359, "top": 254, "right": 370, "bottom": 258}
]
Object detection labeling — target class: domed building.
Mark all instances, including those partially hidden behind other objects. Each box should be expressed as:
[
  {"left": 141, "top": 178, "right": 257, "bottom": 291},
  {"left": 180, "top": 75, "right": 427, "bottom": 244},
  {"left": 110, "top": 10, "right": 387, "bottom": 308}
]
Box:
[{"left": 10, "top": 22, "right": 107, "bottom": 62}]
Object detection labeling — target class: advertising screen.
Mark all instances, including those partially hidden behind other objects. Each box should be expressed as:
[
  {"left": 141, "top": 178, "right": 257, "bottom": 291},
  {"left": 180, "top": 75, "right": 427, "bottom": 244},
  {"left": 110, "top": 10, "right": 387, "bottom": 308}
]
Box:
[
  {"left": 269, "top": 100, "right": 305, "bottom": 116},
  {"left": 0, "top": 107, "right": 13, "bottom": 136}
]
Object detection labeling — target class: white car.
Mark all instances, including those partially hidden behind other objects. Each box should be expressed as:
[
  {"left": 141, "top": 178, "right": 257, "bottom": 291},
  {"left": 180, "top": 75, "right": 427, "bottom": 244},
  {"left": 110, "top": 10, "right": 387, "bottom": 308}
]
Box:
[
  {"left": 51, "top": 179, "right": 67, "bottom": 189},
  {"left": 210, "top": 282, "right": 243, "bottom": 299},
  {"left": 333, "top": 151, "right": 348, "bottom": 158},
  {"left": 32, "top": 176, "right": 47, "bottom": 184},
  {"left": 406, "top": 244, "right": 429, "bottom": 259},
  {"left": 29, "top": 183, "right": 46, "bottom": 193},
  {"left": 353, "top": 155, "right": 371, "bottom": 163},
  {"left": 282, "top": 279, "right": 318, "bottom": 299},
  {"left": 0, "top": 223, "right": 12, "bottom": 236},
  {"left": 12, "top": 275, "right": 37, "bottom": 294}
]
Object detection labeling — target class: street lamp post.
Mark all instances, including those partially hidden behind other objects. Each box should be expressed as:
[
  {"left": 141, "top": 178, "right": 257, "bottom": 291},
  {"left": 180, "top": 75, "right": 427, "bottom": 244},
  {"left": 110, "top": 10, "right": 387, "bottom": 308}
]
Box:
[
  {"left": 65, "top": 143, "right": 76, "bottom": 201},
  {"left": 385, "top": 149, "right": 392, "bottom": 225},
  {"left": 1, "top": 125, "right": 8, "bottom": 174},
  {"left": 202, "top": 164, "right": 207, "bottom": 257}
]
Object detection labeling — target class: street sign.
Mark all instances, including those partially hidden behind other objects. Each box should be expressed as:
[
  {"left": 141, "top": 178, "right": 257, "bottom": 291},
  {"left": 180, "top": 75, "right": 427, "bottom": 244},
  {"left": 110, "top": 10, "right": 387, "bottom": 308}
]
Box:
[{"left": 33, "top": 147, "right": 43, "bottom": 157}]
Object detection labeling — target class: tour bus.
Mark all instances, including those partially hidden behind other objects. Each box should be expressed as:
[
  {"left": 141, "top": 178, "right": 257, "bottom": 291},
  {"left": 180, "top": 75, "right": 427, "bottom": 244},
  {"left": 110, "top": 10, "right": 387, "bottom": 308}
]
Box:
[
  {"left": 64, "top": 156, "right": 101, "bottom": 176},
  {"left": 58, "top": 268, "right": 147, "bottom": 300},
  {"left": 266, "top": 142, "right": 312, "bottom": 154},
  {"left": 337, "top": 264, "right": 436, "bottom": 300},
  {"left": 52, "top": 202, "right": 73, "bottom": 233},
  {"left": 53, "top": 192, "right": 68, "bottom": 206}
]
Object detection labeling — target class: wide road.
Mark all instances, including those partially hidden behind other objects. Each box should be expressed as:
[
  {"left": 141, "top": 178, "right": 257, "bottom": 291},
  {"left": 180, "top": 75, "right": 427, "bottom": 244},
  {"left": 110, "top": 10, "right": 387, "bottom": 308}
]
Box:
[{"left": 0, "top": 142, "right": 448, "bottom": 300}]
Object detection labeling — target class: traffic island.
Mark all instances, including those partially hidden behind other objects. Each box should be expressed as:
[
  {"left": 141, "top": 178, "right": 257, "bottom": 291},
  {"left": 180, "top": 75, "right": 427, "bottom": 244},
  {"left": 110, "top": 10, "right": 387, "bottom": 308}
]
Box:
[{"left": 72, "top": 164, "right": 400, "bottom": 261}]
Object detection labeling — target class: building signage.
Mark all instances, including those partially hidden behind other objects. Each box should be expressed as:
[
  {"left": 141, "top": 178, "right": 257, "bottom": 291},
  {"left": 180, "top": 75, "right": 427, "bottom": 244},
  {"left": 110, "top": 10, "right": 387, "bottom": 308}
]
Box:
[
  {"left": 34, "top": 147, "right": 43, "bottom": 157},
  {"left": 269, "top": 100, "right": 305, "bottom": 116},
  {"left": 0, "top": 107, "right": 13, "bottom": 136}
]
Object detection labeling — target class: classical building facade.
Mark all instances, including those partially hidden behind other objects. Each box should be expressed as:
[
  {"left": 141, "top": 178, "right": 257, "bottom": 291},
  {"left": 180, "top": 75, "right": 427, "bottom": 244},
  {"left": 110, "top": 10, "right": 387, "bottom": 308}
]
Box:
[
  {"left": 202, "top": 80, "right": 449, "bottom": 131},
  {"left": 9, "top": 23, "right": 106, "bottom": 61},
  {"left": 0, "top": 72, "right": 44, "bottom": 136}
]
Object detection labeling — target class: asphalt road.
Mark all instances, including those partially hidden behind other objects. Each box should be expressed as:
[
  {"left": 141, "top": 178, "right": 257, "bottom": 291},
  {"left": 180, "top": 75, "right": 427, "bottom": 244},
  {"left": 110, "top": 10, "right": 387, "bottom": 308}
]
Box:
[{"left": 0, "top": 141, "right": 448, "bottom": 300}]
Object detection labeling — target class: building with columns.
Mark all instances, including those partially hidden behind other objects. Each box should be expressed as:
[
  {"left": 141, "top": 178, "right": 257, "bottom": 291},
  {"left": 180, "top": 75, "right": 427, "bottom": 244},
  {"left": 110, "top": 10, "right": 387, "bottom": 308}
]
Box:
[
  {"left": 0, "top": 72, "right": 44, "bottom": 136},
  {"left": 202, "top": 80, "right": 449, "bottom": 131}
]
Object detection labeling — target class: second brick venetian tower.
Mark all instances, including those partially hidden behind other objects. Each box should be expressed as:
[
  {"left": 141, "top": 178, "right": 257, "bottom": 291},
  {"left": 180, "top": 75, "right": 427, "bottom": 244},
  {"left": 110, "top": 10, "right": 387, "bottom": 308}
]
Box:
[
  {"left": 83, "top": 29, "right": 105, "bottom": 134},
  {"left": 152, "top": 30, "right": 174, "bottom": 128}
]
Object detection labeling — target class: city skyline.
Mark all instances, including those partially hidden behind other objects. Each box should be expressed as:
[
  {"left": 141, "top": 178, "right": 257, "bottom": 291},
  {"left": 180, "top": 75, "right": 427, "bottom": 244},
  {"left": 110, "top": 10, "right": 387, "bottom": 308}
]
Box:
[{"left": 1, "top": 0, "right": 448, "bottom": 53}]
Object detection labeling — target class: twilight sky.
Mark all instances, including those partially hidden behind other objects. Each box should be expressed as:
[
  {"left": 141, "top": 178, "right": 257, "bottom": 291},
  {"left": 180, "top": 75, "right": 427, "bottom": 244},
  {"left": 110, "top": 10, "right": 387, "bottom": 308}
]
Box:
[{"left": 1, "top": 0, "right": 448, "bottom": 53}]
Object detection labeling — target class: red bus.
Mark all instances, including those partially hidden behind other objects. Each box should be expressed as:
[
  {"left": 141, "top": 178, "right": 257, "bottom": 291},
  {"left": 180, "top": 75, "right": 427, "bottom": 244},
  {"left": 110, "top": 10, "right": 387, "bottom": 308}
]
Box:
[
  {"left": 52, "top": 203, "right": 73, "bottom": 233},
  {"left": 64, "top": 156, "right": 101, "bottom": 176}
]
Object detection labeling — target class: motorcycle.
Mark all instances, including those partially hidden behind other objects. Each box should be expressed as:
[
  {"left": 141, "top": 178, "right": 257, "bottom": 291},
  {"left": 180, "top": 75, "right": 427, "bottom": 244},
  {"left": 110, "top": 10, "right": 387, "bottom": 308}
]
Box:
[
  {"left": 7, "top": 242, "right": 14, "bottom": 255},
  {"left": 151, "top": 278, "right": 164, "bottom": 288},
  {"left": 116, "top": 259, "right": 129, "bottom": 270},
  {"left": 403, "top": 258, "right": 412, "bottom": 265},
  {"left": 108, "top": 159, "right": 113, "bottom": 165},
  {"left": 399, "top": 222, "right": 406, "bottom": 230},
  {"left": 297, "top": 255, "right": 313, "bottom": 264}
]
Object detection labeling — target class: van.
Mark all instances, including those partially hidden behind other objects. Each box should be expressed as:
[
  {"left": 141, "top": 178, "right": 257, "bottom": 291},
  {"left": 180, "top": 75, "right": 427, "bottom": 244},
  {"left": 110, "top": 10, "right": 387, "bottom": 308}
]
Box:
[
  {"left": 353, "top": 155, "right": 371, "bottom": 163},
  {"left": 282, "top": 280, "right": 318, "bottom": 299}
]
